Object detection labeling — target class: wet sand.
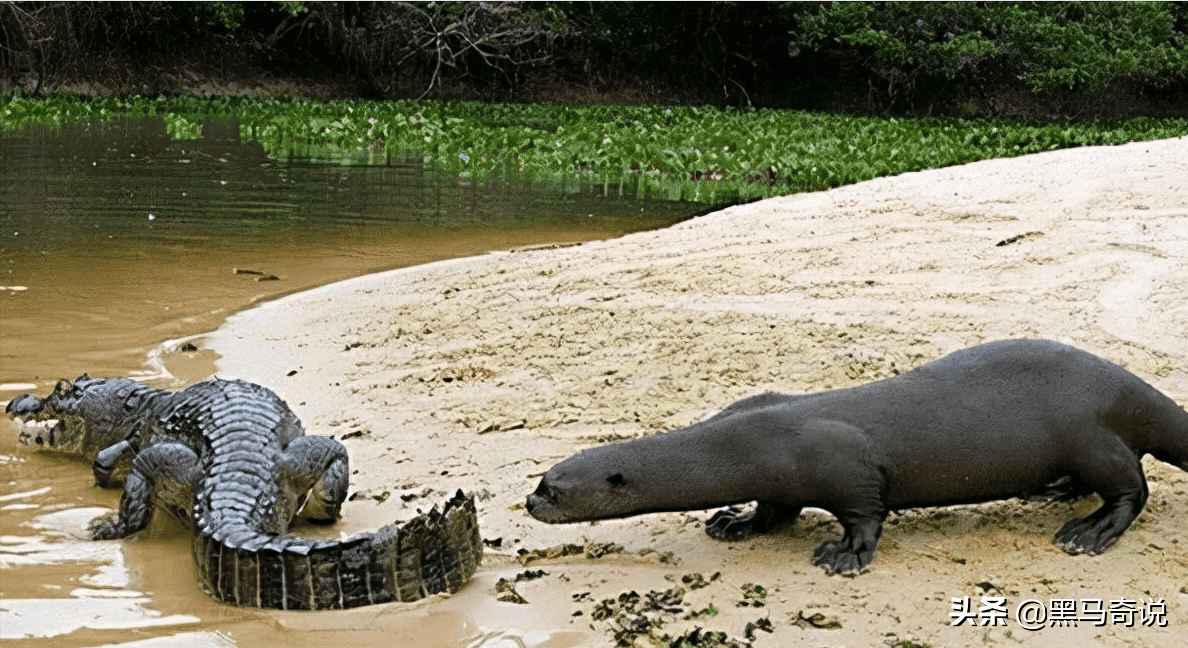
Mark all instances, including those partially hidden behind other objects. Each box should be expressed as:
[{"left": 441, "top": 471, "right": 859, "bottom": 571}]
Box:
[{"left": 204, "top": 138, "right": 1188, "bottom": 647}]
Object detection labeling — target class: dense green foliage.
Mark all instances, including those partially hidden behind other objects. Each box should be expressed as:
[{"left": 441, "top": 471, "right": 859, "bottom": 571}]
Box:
[
  {"left": 3, "top": 2, "right": 1186, "bottom": 117},
  {"left": 5, "top": 95, "right": 1186, "bottom": 204},
  {"left": 795, "top": 2, "right": 1188, "bottom": 115}
]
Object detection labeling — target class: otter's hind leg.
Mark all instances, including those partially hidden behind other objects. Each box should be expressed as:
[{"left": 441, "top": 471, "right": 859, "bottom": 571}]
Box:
[
  {"left": 706, "top": 501, "right": 801, "bottom": 540},
  {"left": 1054, "top": 437, "right": 1148, "bottom": 555}
]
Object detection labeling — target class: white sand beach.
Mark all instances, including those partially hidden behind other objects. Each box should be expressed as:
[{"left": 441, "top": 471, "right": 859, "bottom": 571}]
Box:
[{"left": 206, "top": 137, "right": 1188, "bottom": 648}]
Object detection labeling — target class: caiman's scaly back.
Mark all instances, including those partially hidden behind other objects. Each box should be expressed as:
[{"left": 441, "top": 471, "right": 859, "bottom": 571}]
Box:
[{"left": 7, "top": 376, "right": 482, "bottom": 609}]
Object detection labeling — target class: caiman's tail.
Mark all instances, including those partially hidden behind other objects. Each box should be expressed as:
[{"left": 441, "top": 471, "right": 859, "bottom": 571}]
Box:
[{"left": 191, "top": 491, "right": 482, "bottom": 609}]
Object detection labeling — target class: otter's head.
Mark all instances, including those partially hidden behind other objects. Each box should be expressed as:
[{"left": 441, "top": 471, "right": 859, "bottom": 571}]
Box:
[
  {"left": 526, "top": 441, "right": 681, "bottom": 524},
  {"left": 6, "top": 375, "right": 144, "bottom": 460}
]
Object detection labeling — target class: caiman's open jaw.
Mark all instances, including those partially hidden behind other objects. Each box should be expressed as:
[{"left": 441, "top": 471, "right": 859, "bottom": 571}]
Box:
[
  {"left": 6, "top": 393, "right": 64, "bottom": 448},
  {"left": 13, "top": 415, "right": 65, "bottom": 448},
  {"left": 7, "top": 392, "right": 47, "bottom": 417},
  {"left": 5, "top": 378, "right": 92, "bottom": 452}
]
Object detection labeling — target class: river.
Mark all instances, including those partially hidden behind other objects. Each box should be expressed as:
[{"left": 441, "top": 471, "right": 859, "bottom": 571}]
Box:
[{"left": 0, "top": 116, "right": 703, "bottom": 646}]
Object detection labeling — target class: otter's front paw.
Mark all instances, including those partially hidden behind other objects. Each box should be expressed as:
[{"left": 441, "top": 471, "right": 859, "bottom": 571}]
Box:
[{"left": 706, "top": 506, "right": 759, "bottom": 540}]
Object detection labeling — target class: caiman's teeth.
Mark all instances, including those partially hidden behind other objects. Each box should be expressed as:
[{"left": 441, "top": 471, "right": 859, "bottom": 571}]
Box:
[
  {"left": 14, "top": 418, "right": 58, "bottom": 444},
  {"left": 16, "top": 417, "right": 54, "bottom": 427}
]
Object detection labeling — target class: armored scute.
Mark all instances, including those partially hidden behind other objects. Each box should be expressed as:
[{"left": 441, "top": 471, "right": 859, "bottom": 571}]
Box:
[{"left": 7, "top": 375, "right": 482, "bottom": 609}]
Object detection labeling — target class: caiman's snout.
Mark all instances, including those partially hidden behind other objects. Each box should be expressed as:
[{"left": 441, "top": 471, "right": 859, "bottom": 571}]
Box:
[
  {"left": 6, "top": 393, "right": 56, "bottom": 447},
  {"left": 6, "top": 393, "right": 45, "bottom": 417}
]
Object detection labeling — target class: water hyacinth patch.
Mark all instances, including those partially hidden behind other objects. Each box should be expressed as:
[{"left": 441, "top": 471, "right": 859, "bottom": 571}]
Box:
[{"left": 2, "top": 95, "right": 1186, "bottom": 203}]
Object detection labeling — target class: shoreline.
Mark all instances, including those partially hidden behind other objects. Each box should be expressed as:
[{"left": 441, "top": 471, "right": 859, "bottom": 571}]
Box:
[
  {"left": 203, "top": 137, "right": 1188, "bottom": 648},
  {"left": 160, "top": 255, "right": 505, "bottom": 386}
]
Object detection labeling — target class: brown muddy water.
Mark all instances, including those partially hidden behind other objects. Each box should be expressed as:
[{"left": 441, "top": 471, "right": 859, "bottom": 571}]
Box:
[{"left": 0, "top": 117, "right": 703, "bottom": 646}]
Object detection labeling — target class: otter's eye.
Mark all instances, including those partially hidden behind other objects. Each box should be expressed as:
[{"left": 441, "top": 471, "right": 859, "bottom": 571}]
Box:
[{"left": 607, "top": 473, "right": 627, "bottom": 487}]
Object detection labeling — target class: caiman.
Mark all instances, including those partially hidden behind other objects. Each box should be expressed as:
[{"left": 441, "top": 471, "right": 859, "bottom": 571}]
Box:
[{"left": 5, "top": 375, "right": 483, "bottom": 609}]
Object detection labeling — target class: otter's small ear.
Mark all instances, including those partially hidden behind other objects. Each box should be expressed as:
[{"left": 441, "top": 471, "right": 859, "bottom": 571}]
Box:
[{"left": 607, "top": 473, "right": 627, "bottom": 487}]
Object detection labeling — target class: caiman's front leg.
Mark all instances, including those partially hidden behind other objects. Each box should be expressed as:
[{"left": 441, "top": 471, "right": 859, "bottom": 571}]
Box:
[
  {"left": 91, "top": 442, "right": 200, "bottom": 540},
  {"left": 93, "top": 440, "right": 135, "bottom": 488},
  {"left": 280, "top": 436, "right": 349, "bottom": 523}
]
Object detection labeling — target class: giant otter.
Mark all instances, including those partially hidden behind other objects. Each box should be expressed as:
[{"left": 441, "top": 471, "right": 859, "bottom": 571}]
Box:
[{"left": 527, "top": 339, "right": 1188, "bottom": 573}]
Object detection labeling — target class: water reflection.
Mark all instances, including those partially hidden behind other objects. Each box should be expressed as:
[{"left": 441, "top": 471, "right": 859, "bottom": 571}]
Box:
[{"left": 1, "top": 117, "right": 700, "bottom": 388}]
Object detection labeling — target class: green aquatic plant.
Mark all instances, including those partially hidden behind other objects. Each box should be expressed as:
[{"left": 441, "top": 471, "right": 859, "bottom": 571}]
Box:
[
  {"left": 163, "top": 113, "right": 204, "bottom": 140},
  {"left": 3, "top": 95, "right": 1186, "bottom": 203}
]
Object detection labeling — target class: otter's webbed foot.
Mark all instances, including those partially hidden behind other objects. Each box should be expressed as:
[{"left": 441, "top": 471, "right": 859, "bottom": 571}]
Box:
[
  {"left": 706, "top": 506, "right": 751, "bottom": 540},
  {"left": 706, "top": 501, "right": 800, "bottom": 541},
  {"left": 1025, "top": 475, "right": 1093, "bottom": 502},
  {"left": 1054, "top": 491, "right": 1145, "bottom": 555},
  {"left": 812, "top": 517, "right": 882, "bottom": 575}
]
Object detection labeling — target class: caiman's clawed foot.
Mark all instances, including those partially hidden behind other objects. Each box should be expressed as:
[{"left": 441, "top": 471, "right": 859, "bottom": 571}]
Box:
[{"left": 89, "top": 511, "right": 128, "bottom": 540}]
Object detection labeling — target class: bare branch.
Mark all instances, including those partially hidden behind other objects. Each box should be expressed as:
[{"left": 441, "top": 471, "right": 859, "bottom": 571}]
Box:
[{"left": 301, "top": 1, "right": 571, "bottom": 99}]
